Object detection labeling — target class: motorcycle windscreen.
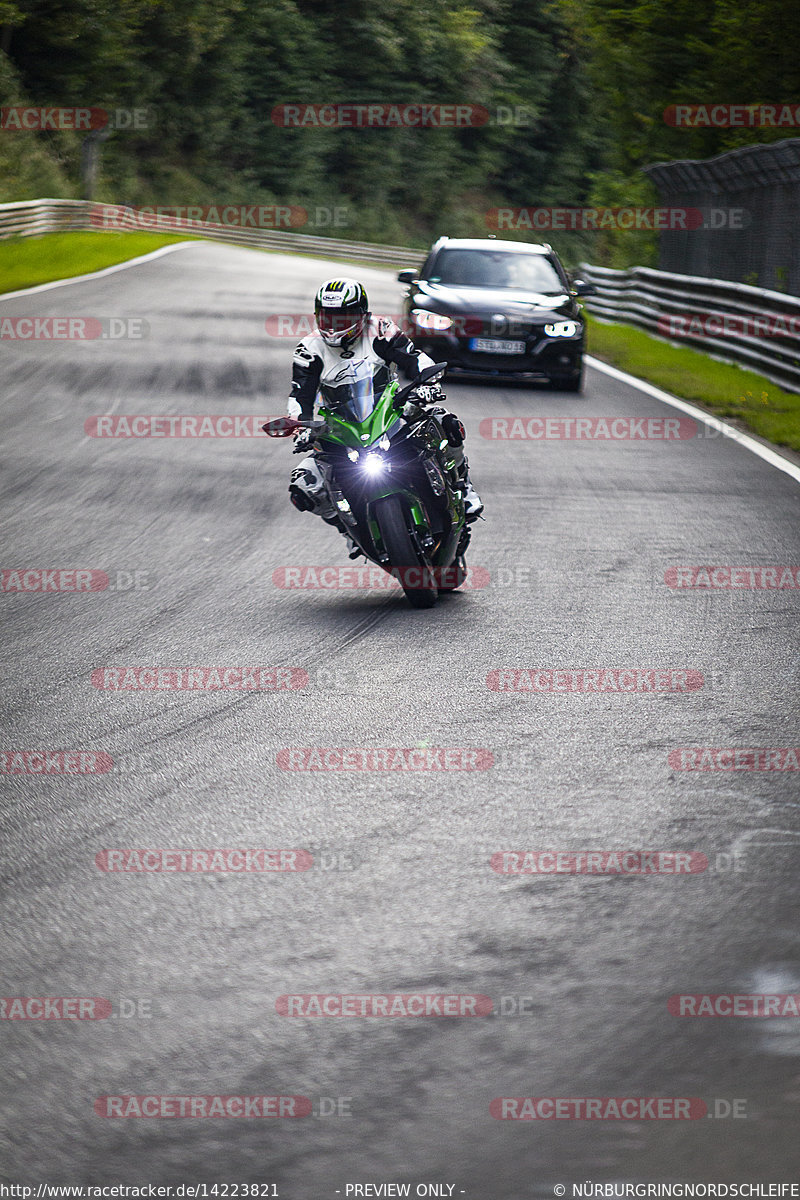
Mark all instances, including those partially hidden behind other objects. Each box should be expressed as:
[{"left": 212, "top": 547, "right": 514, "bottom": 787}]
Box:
[{"left": 318, "top": 359, "right": 391, "bottom": 424}]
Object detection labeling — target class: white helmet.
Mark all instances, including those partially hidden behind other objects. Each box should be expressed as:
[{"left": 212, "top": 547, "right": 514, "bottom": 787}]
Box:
[{"left": 314, "top": 278, "right": 369, "bottom": 346}]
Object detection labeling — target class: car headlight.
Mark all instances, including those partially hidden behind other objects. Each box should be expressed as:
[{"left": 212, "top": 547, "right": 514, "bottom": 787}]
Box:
[
  {"left": 411, "top": 309, "right": 453, "bottom": 332},
  {"left": 544, "top": 320, "right": 580, "bottom": 337}
]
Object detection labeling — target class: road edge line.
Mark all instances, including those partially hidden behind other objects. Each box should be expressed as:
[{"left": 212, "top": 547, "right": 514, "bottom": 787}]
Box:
[
  {"left": 586, "top": 354, "right": 800, "bottom": 487},
  {"left": 0, "top": 241, "right": 199, "bottom": 303}
]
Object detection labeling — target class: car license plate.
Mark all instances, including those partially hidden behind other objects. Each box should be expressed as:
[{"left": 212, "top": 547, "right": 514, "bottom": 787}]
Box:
[{"left": 469, "top": 337, "right": 526, "bottom": 354}]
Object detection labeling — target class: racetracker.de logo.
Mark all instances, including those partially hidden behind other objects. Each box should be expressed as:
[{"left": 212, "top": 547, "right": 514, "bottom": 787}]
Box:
[
  {"left": 1, "top": 318, "right": 148, "bottom": 340},
  {"left": 91, "top": 667, "right": 308, "bottom": 691},
  {"left": 1, "top": 751, "right": 113, "bottom": 774},
  {"left": 487, "top": 207, "right": 704, "bottom": 231},
  {"left": 272, "top": 565, "right": 491, "bottom": 590},
  {"left": 664, "top": 104, "right": 800, "bottom": 128},
  {"left": 266, "top": 313, "right": 483, "bottom": 338},
  {"left": 491, "top": 851, "right": 708, "bottom": 874},
  {"left": 665, "top": 566, "right": 800, "bottom": 589},
  {"left": 91, "top": 204, "right": 307, "bottom": 231},
  {"left": 276, "top": 747, "right": 493, "bottom": 770},
  {"left": 487, "top": 669, "right": 704, "bottom": 694},
  {"left": 2, "top": 570, "right": 108, "bottom": 592},
  {"left": 0, "top": 106, "right": 108, "bottom": 131},
  {"left": 1, "top": 997, "right": 111, "bottom": 1019},
  {"left": 276, "top": 994, "right": 493, "bottom": 1016},
  {"left": 95, "top": 849, "right": 313, "bottom": 872},
  {"left": 490, "top": 1097, "right": 706, "bottom": 1119},
  {"left": 84, "top": 415, "right": 278, "bottom": 437},
  {"left": 658, "top": 313, "right": 800, "bottom": 339},
  {"left": 271, "top": 103, "right": 489, "bottom": 128},
  {"left": 95, "top": 1095, "right": 311, "bottom": 1118},
  {"left": 668, "top": 994, "right": 800, "bottom": 1016},
  {"left": 480, "top": 416, "right": 695, "bottom": 440},
  {"left": 669, "top": 748, "right": 800, "bottom": 771}
]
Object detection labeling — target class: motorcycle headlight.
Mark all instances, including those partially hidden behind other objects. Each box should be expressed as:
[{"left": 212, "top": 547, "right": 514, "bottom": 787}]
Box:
[
  {"left": 544, "top": 320, "right": 580, "bottom": 338},
  {"left": 362, "top": 453, "right": 385, "bottom": 476},
  {"left": 412, "top": 309, "right": 453, "bottom": 332}
]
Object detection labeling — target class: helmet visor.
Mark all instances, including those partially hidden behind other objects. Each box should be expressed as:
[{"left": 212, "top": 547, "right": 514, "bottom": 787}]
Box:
[{"left": 316, "top": 307, "right": 362, "bottom": 338}]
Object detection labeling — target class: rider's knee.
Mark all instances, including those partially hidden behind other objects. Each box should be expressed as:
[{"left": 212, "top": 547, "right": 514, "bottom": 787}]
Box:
[
  {"left": 289, "top": 482, "right": 316, "bottom": 512},
  {"left": 289, "top": 459, "right": 335, "bottom": 518},
  {"left": 441, "top": 413, "right": 465, "bottom": 447}
]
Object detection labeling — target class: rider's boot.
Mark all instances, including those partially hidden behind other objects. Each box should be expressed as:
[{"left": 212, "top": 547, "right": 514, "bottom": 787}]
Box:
[
  {"left": 440, "top": 415, "right": 483, "bottom": 522},
  {"left": 452, "top": 453, "right": 483, "bottom": 521},
  {"left": 462, "top": 476, "right": 484, "bottom": 521}
]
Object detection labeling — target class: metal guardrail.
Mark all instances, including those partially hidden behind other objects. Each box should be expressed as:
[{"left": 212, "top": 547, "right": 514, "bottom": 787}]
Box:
[
  {"left": 0, "top": 198, "right": 425, "bottom": 268},
  {"left": 579, "top": 261, "right": 800, "bottom": 393}
]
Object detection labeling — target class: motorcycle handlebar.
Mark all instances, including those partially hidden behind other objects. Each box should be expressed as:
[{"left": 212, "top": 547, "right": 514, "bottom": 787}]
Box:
[{"left": 263, "top": 365, "right": 447, "bottom": 437}]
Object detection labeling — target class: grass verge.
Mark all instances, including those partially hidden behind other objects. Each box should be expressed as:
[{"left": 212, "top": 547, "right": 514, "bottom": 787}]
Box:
[
  {"left": 0, "top": 230, "right": 416, "bottom": 296},
  {"left": 0, "top": 231, "right": 197, "bottom": 294},
  {"left": 587, "top": 314, "right": 800, "bottom": 454}
]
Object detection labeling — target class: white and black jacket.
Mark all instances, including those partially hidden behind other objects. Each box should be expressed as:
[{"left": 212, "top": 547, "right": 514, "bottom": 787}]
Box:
[{"left": 288, "top": 316, "right": 434, "bottom": 420}]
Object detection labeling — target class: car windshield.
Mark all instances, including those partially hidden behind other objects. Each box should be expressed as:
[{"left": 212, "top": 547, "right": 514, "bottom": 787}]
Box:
[
  {"left": 430, "top": 249, "right": 564, "bottom": 292},
  {"left": 318, "top": 358, "right": 391, "bottom": 423}
]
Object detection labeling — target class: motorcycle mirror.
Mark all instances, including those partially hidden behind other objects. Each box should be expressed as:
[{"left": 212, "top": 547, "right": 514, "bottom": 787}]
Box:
[
  {"left": 393, "top": 361, "right": 448, "bottom": 406},
  {"left": 262, "top": 417, "right": 301, "bottom": 437}
]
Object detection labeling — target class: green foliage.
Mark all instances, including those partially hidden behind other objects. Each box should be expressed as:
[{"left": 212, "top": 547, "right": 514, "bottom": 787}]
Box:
[
  {"left": 0, "top": 0, "right": 796, "bottom": 252},
  {"left": 0, "top": 0, "right": 600, "bottom": 241},
  {"left": 0, "top": 50, "right": 75, "bottom": 200}
]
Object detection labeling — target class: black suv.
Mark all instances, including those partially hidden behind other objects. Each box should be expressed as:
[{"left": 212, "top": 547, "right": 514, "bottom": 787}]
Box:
[{"left": 398, "top": 236, "right": 593, "bottom": 391}]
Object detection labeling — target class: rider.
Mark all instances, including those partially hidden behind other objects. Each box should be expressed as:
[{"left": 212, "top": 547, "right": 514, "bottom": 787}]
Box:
[{"left": 286, "top": 278, "right": 483, "bottom": 552}]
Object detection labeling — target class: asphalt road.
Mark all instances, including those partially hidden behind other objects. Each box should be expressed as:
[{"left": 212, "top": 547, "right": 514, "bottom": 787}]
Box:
[{"left": 1, "top": 242, "right": 799, "bottom": 1195}]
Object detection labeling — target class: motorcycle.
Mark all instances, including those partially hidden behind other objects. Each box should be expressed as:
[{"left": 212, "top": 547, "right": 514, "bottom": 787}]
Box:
[{"left": 263, "top": 360, "right": 472, "bottom": 609}]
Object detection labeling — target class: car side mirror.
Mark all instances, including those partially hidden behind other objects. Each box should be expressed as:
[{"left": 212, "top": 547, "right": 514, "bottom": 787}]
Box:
[
  {"left": 571, "top": 279, "right": 596, "bottom": 296},
  {"left": 397, "top": 269, "right": 419, "bottom": 284}
]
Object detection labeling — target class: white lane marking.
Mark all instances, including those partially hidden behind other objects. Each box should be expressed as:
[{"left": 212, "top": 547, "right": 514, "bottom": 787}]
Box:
[
  {"left": 0, "top": 241, "right": 198, "bottom": 302},
  {"left": 586, "top": 354, "right": 800, "bottom": 486}
]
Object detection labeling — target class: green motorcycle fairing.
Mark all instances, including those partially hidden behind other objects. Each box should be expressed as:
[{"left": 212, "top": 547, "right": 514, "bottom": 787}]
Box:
[{"left": 312, "top": 357, "right": 465, "bottom": 562}]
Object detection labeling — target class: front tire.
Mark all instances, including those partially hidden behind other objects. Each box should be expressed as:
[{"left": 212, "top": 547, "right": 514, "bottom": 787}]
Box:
[
  {"left": 374, "top": 495, "right": 437, "bottom": 609},
  {"left": 550, "top": 365, "right": 584, "bottom": 393}
]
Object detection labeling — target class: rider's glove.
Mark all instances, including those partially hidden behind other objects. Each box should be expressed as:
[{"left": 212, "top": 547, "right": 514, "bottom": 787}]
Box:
[
  {"left": 408, "top": 383, "right": 444, "bottom": 407},
  {"left": 292, "top": 428, "right": 314, "bottom": 454}
]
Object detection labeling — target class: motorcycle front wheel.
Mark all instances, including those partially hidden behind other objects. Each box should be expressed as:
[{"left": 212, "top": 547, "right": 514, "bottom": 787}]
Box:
[{"left": 374, "top": 495, "right": 438, "bottom": 609}]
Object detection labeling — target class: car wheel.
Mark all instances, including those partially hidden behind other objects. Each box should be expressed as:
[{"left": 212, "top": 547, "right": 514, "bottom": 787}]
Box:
[{"left": 550, "top": 368, "right": 583, "bottom": 393}]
